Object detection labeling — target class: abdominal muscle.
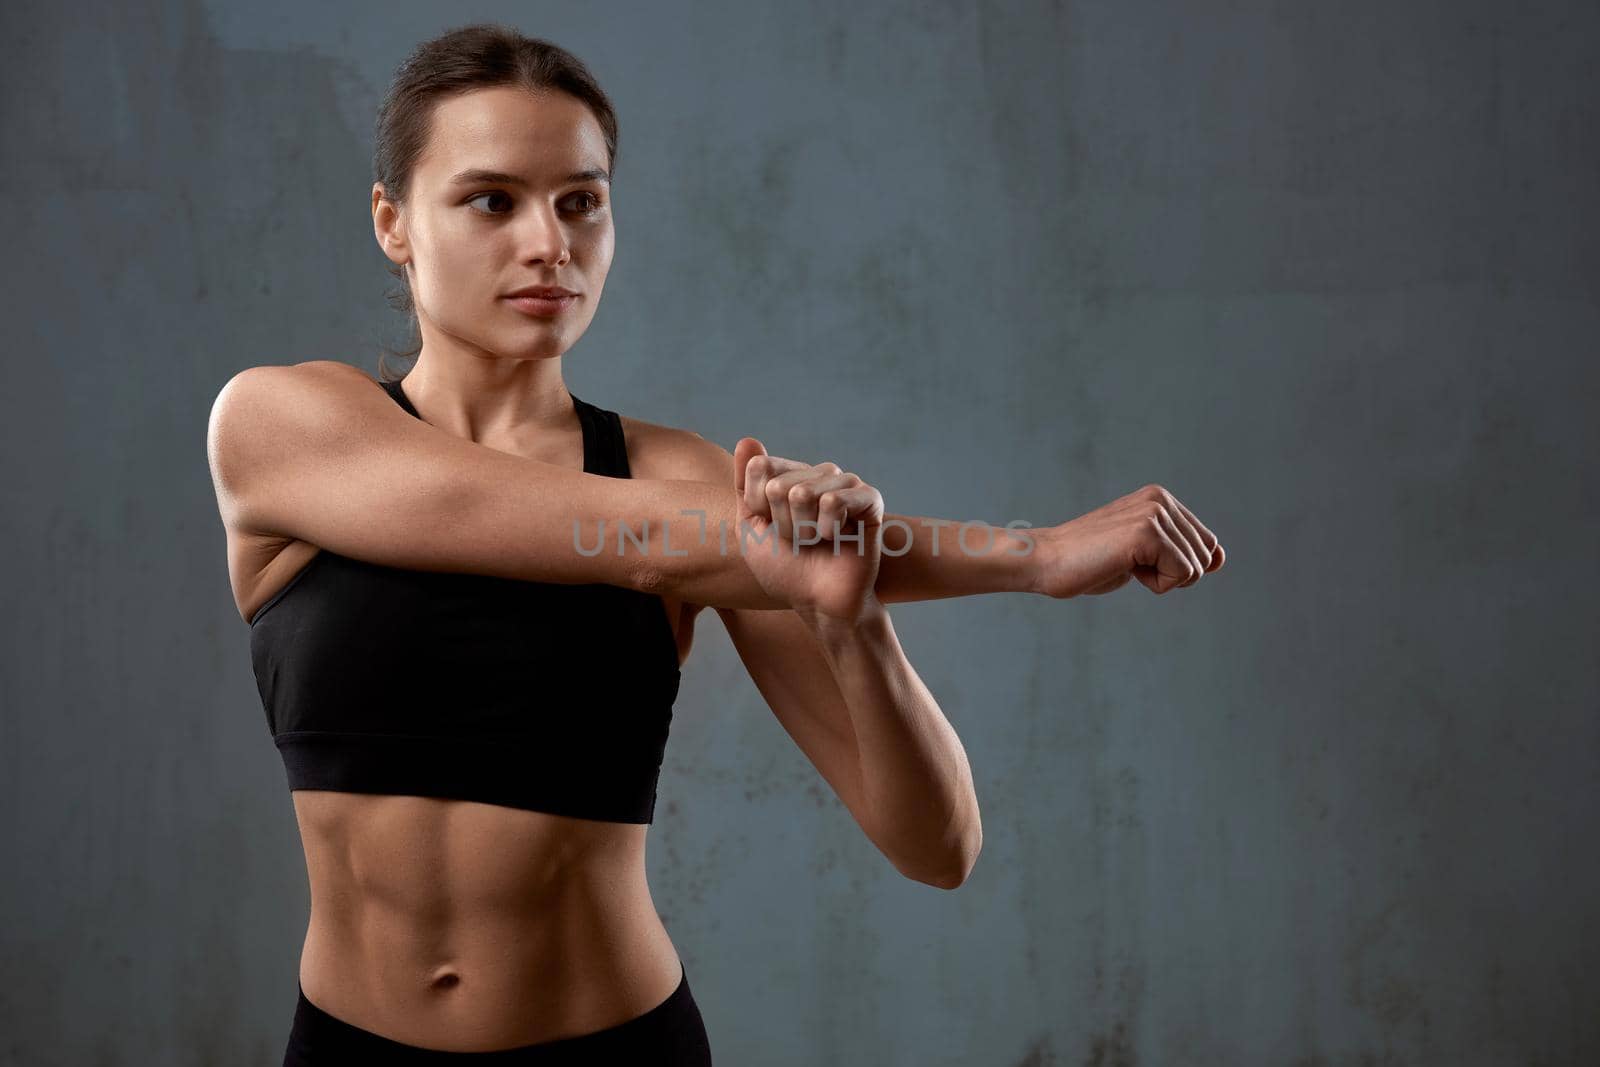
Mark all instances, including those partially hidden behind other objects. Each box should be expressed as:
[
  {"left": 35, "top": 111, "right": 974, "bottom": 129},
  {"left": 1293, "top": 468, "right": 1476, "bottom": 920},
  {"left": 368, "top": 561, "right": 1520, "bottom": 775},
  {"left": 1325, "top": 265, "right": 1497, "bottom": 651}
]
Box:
[{"left": 291, "top": 789, "right": 685, "bottom": 1052}]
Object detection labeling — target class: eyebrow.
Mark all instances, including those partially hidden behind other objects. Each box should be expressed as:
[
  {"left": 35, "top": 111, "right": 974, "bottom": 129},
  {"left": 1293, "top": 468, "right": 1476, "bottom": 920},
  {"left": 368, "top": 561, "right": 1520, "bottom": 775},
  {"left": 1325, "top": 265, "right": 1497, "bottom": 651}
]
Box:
[{"left": 447, "top": 167, "right": 611, "bottom": 187}]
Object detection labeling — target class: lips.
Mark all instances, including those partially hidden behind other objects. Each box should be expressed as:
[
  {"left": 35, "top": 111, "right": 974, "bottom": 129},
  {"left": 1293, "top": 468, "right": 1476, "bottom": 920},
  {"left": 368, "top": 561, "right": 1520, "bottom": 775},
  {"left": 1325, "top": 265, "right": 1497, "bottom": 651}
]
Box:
[
  {"left": 505, "top": 286, "right": 577, "bottom": 299},
  {"left": 504, "top": 291, "right": 578, "bottom": 318}
]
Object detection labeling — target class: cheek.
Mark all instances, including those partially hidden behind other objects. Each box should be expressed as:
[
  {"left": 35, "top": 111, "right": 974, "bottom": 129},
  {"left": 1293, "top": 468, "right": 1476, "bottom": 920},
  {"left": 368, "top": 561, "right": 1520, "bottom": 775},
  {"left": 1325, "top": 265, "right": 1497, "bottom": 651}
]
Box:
[
  {"left": 417, "top": 225, "right": 500, "bottom": 295},
  {"left": 583, "top": 225, "right": 615, "bottom": 280},
  {"left": 435, "top": 219, "right": 494, "bottom": 269},
  {"left": 411, "top": 252, "right": 494, "bottom": 330}
]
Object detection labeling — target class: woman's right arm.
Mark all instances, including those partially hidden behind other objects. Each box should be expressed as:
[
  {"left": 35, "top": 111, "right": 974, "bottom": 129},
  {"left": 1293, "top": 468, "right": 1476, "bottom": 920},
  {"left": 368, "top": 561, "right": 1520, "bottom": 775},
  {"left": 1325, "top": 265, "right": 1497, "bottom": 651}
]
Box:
[{"left": 206, "top": 361, "right": 786, "bottom": 610}]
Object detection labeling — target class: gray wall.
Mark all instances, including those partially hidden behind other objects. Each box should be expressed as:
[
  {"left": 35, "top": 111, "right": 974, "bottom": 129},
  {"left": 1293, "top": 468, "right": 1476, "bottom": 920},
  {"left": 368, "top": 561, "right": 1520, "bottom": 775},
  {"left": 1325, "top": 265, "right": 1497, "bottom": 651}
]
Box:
[{"left": 3, "top": 1, "right": 1595, "bottom": 1064}]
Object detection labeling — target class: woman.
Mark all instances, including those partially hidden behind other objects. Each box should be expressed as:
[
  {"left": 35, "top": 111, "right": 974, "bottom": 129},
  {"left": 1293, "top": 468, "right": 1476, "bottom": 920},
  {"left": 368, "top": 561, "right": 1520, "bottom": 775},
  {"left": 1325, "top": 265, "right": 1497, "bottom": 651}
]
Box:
[{"left": 205, "top": 24, "right": 1224, "bottom": 1065}]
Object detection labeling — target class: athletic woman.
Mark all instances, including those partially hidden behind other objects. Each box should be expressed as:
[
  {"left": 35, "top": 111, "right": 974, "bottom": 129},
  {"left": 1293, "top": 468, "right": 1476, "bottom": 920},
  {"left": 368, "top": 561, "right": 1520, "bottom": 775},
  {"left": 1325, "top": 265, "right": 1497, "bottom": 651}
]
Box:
[{"left": 205, "top": 24, "right": 1223, "bottom": 1065}]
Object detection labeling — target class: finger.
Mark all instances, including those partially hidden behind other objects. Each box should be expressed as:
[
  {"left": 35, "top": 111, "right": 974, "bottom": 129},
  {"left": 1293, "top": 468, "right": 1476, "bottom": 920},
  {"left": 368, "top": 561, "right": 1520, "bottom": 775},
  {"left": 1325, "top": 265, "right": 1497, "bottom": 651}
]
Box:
[
  {"left": 1155, "top": 507, "right": 1203, "bottom": 588},
  {"left": 787, "top": 473, "right": 862, "bottom": 543},
  {"left": 763, "top": 465, "right": 849, "bottom": 541},
  {"left": 1153, "top": 505, "right": 1203, "bottom": 587},
  {"left": 1163, "top": 492, "right": 1223, "bottom": 573},
  {"left": 1158, "top": 497, "right": 1211, "bottom": 577},
  {"left": 732, "top": 438, "right": 766, "bottom": 496},
  {"left": 817, "top": 484, "right": 882, "bottom": 549},
  {"left": 743, "top": 453, "right": 811, "bottom": 518}
]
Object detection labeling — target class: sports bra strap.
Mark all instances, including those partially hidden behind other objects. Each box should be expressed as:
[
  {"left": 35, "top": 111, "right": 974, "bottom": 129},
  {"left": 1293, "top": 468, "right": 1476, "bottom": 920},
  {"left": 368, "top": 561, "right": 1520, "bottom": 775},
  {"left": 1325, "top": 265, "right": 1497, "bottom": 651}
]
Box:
[{"left": 572, "top": 396, "right": 631, "bottom": 478}]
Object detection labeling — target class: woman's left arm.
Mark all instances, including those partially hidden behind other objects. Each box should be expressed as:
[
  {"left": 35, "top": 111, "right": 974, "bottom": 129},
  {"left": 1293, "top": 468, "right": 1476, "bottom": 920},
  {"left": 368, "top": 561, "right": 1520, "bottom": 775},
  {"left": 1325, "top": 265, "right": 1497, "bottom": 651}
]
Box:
[
  {"left": 652, "top": 424, "right": 1224, "bottom": 891},
  {"left": 716, "top": 597, "right": 980, "bottom": 890}
]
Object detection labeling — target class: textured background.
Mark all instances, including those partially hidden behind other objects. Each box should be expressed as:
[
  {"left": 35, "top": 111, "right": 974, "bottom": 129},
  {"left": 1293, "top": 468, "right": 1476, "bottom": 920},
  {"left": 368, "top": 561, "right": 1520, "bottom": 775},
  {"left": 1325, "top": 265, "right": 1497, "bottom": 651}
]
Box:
[{"left": 2, "top": 1, "right": 1596, "bottom": 1064}]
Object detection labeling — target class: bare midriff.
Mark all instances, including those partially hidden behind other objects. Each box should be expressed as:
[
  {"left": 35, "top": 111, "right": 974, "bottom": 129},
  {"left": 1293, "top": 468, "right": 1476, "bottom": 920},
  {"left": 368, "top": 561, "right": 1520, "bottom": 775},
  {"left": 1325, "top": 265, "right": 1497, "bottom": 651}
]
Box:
[{"left": 291, "top": 789, "right": 684, "bottom": 1052}]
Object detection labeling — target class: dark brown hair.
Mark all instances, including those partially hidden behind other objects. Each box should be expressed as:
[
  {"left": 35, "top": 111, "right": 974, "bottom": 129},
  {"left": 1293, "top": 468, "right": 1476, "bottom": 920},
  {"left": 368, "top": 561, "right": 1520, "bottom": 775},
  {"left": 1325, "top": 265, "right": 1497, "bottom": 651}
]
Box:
[{"left": 372, "top": 24, "right": 619, "bottom": 379}]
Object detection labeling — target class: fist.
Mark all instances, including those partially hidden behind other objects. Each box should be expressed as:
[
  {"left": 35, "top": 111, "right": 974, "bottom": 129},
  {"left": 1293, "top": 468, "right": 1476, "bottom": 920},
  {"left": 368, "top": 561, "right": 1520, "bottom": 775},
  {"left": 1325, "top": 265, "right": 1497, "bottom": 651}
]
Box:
[
  {"left": 1035, "top": 484, "right": 1226, "bottom": 598},
  {"left": 733, "top": 437, "right": 885, "bottom": 624}
]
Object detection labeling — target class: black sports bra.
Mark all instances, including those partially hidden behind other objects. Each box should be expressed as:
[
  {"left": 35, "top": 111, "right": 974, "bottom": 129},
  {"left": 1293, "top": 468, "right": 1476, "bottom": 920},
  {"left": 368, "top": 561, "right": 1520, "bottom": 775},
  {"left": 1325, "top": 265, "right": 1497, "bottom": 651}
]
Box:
[{"left": 248, "top": 376, "right": 682, "bottom": 824}]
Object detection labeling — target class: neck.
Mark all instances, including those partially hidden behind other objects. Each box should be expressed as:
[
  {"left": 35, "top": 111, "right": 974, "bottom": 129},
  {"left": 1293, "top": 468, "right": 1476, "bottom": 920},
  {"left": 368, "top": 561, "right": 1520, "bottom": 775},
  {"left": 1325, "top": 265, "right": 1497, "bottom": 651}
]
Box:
[{"left": 401, "top": 348, "right": 576, "bottom": 443}]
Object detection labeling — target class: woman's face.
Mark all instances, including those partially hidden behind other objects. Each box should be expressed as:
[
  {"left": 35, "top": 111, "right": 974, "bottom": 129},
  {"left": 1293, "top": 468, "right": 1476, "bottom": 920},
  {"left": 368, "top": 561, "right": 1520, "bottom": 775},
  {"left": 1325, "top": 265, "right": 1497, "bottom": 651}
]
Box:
[{"left": 373, "top": 86, "right": 614, "bottom": 363}]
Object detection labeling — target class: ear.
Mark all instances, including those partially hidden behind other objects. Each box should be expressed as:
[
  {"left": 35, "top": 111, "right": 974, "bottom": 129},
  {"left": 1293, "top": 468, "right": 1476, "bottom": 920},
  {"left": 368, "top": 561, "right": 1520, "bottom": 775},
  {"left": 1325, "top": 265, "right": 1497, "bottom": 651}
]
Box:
[{"left": 371, "top": 182, "right": 410, "bottom": 267}]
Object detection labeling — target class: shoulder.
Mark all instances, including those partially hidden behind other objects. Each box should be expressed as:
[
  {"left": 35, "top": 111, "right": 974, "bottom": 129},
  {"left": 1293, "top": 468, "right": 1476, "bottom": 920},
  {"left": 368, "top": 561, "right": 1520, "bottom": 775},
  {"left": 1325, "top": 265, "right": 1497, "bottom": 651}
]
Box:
[
  {"left": 211, "top": 360, "right": 378, "bottom": 420},
  {"left": 613, "top": 411, "right": 737, "bottom": 485},
  {"left": 219, "top": 358, "right": 372, "bottom": 388},
  {"left": 210, "top": 361, "right": 394, "bottom": 444},
  {"left": 207, "top": 361, "right": 387, "bottom": 512}
]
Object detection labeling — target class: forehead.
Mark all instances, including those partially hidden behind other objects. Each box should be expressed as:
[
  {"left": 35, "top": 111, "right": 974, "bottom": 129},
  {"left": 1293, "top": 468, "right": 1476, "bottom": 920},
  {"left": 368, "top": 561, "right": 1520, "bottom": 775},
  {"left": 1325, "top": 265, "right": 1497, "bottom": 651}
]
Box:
[{"left": 413, "top": 86, "right": 609, "bottom": 187}]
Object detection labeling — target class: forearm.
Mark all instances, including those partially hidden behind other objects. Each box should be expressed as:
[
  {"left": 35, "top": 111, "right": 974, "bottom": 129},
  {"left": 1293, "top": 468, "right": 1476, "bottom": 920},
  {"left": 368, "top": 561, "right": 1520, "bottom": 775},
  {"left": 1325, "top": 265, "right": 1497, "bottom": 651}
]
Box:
[
  {"left": 551, "top": 474, "right": 788, "bottom": 609},
  {"left": 566, "top": 499, "right": 1037, "bottom": 612},
  {"left": 621, "top": 506, "right": 1038, "bottom": 612},
  {"left": 481, "top": 471, "right": 1055, "bottom": 611},
  {"left": 873, "top": 515, "right": 1039, "bottom": 604},
  {"left": 804, "top": 599, "right": 982, "bottom": 888}
]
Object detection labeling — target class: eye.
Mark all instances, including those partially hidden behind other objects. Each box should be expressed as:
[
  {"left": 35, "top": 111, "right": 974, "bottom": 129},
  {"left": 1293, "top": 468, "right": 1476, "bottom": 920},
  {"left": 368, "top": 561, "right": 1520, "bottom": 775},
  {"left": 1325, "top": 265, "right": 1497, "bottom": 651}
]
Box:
[
  {"left": 464, "top": 190, "right": 606, "bottom": 217},
  {"left": 465, "top": 190, "right": 513, "bottom": 215}
]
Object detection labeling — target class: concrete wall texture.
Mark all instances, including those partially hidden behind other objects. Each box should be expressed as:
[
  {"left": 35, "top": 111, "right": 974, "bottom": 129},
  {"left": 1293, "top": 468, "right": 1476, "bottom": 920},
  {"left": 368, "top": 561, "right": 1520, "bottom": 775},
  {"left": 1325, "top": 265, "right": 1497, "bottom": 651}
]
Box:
[{"left": 2, "top": 1, "right": 1595, "bottom": 1064}]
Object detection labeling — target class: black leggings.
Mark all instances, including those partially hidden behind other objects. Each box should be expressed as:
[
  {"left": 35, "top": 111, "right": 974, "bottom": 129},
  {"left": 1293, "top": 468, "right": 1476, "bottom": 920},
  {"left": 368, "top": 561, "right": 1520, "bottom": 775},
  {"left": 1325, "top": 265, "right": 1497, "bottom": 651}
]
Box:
[{"left": 282, "top": 962, "right": 713, "bottom": 1065}]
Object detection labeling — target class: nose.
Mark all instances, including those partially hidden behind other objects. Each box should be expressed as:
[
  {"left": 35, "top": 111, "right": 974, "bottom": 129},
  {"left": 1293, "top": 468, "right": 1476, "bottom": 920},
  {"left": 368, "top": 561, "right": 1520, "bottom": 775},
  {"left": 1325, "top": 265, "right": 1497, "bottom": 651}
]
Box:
[{"left": 519, "top": 202, "right": 571, "bottom": 268}]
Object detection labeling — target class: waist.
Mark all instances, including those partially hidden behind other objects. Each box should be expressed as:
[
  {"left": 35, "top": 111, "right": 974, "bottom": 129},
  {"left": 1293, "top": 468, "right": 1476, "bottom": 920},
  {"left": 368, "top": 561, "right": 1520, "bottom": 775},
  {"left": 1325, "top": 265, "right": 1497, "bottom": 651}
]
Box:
[{"left": 293, "top": 790, "right": 682, "bottom": 1049}]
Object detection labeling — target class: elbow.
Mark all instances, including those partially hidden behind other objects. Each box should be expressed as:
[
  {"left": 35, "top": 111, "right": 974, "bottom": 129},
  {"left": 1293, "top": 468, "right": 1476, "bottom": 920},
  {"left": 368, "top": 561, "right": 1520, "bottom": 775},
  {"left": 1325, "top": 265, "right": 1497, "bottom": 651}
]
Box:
[
  {"left": 904, "top": 825, "right": 983, "bottom": 891},
  {"left": 627, "top": 558, "right": 671, "bottom": 598},
  {"left": 920, "top": 867, "right": 968, "bottom": 892},
  {"left": 940, "top": 834, "right": 983, "bottom": 890},
  {"left": 917, "top": 850, "right": 978, "bottom": 891}
]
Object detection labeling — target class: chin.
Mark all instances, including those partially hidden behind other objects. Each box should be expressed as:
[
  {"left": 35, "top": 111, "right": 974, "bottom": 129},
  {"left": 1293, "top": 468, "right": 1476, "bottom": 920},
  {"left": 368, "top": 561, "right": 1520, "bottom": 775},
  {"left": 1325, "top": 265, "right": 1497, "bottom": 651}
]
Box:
[{"left": 504, "top": 333, "right": 569, "bottom": 360}]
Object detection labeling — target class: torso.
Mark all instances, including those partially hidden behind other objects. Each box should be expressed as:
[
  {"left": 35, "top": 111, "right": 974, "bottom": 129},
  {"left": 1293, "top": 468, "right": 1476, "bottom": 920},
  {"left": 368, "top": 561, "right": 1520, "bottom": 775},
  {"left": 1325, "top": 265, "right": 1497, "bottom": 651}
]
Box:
[{"left": 226, "top": 375, "right": 711, "bottom": 1051}]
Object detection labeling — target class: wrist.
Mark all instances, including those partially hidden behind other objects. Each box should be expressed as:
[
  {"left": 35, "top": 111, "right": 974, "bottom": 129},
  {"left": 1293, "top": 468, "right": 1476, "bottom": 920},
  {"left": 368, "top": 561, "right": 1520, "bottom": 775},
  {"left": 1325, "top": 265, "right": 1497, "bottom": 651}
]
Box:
[
  {"left": 798, "top": 595, "right": 892, "bottom": 652},
  {"left": 1017, "top": 524, "right": 1052, "bottom": 596},
  {"left": 928, "top": 517, "right": 1041, "bottom": 596}
]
